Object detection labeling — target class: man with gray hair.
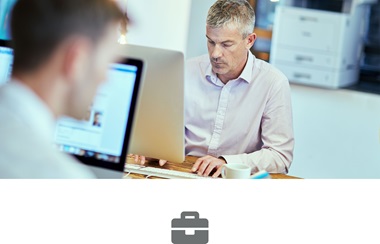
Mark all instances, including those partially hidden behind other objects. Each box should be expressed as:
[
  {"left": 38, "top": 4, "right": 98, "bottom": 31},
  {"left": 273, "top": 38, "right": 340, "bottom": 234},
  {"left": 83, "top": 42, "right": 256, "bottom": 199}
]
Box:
[
  {"left": 185, "top": 0, "right": 294, "bottom": 177},
  {"left": 138, "top": 0, "right": 294, "bottom": 178}
]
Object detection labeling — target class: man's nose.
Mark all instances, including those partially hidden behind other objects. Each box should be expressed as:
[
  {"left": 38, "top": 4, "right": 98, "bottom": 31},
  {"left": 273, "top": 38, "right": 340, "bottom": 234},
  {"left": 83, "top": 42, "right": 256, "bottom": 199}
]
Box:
[{"left": 211, "top": 45, "right": 222, "bottom": 60}]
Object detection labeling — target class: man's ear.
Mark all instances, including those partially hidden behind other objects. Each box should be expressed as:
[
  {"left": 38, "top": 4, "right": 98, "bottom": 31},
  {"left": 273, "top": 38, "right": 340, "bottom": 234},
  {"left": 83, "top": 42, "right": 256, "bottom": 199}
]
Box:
[
  {"left": 61, "top": 37, "right": 92, "bottom": 84},
  {"left": 246, "top": 32, "right": 257, "bottom": 50}
]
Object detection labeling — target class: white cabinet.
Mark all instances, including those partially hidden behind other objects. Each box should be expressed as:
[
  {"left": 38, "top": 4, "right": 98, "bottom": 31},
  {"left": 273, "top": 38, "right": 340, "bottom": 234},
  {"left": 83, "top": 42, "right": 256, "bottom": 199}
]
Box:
[{"left": 270, "top": 2, "right": 374, "bottom": 88}]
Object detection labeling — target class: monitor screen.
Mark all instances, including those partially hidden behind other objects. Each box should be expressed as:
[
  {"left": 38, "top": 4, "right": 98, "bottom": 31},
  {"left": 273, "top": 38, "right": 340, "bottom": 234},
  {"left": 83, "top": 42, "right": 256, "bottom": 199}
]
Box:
[
  {"left": 0, "top": 45, "right": 13, "bottom": 85},
  {"left": 54, "top": 62, "right": 141, "bottom": 168},
  {"left": 0, "top": 0, "right": 17, "bottom": 40}
]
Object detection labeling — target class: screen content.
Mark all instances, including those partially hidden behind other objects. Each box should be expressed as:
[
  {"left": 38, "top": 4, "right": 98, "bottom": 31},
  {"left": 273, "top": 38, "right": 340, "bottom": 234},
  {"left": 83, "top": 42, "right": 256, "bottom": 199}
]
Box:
[
  {"left": 0, "top": 46, "right": 13, "bottom": 85},
  {"left": 0, "top": 0, "right": 17, "bottom": 40},
  {"left": 54, "top": 63, "right": 138, "bottom": 164}
]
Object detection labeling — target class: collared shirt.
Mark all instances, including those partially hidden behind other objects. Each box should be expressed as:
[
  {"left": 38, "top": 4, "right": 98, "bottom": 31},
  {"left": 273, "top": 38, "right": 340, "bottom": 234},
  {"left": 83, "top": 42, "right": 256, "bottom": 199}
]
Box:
[
  {"left": 0, "top": 81, "right": 95, "bottom": 178},
  {"left": 185, "top": 52, "right": 294, "bottom": 173}
]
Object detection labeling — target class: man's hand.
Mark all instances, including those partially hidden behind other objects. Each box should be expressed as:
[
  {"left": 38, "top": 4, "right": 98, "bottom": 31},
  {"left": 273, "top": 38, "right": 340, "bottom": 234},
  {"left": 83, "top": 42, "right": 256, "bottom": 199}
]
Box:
[
  {"left": 128, "top": 154, "right": 167, "bottom": 166},
  {"left": 192, "top": 155, "right": 226, "bottom": 178}
]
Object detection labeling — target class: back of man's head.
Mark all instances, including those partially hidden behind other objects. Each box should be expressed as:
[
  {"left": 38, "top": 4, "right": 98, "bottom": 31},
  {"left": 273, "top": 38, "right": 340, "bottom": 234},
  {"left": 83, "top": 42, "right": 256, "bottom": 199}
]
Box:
[
  {"left": 10, "top": 0, "right": 124, "bottom": 74},
  {"left": 207, "top": 0, "right": 255, "bottom": 38}
]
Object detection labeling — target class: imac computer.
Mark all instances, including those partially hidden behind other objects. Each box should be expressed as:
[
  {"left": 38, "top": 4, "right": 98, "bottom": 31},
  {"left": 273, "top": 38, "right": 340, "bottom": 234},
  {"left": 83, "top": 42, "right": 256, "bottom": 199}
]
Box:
[{"left": 122, "top": 44, "right": 185, "bottom": 163}]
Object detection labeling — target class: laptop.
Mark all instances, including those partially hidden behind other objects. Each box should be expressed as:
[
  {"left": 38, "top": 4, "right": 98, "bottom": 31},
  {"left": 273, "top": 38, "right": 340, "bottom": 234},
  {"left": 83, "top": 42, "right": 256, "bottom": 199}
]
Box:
[{"left": 54, "top": 57, "right": 144, "bottom": 178}]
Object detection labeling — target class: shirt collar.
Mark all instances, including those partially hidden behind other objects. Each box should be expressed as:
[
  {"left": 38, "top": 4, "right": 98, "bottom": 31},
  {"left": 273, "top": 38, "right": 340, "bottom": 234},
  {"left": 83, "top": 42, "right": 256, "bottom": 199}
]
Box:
[{"left": 205, "top": 51, "right": 255, "bottom": 85}]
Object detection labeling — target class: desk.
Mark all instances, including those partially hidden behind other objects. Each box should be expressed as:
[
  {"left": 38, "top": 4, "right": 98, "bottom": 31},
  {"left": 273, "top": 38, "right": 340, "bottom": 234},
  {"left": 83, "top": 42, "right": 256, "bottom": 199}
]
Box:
[{"left": 124, "top": 155, "right": 300, "bottom": 179}]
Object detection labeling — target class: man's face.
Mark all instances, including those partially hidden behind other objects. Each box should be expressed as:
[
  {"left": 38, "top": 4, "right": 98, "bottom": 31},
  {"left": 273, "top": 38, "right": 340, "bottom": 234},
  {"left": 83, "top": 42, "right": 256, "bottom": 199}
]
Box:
[
  {"left": 206, "top": 24, "right": 255, "bottom": 83},
  {"left": 67, "top": 23, "right": 122, "bottom": 119},
  {"left": 94, "top": 114, "right": 101, "bottom": 123}
]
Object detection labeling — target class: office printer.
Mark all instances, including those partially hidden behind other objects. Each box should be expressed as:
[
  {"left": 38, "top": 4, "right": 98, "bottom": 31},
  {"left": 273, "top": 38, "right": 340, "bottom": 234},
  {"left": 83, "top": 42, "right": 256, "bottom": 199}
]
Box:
[{"left": 270, "top": 0, "right": 377, "bottom": 89}]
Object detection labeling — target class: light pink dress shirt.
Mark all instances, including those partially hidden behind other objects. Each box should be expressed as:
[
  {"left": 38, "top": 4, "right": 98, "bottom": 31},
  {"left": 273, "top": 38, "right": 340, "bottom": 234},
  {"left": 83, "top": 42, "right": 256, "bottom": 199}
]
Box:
[{"left": 185, "top": 51, "right": 294, "bottom": 173}]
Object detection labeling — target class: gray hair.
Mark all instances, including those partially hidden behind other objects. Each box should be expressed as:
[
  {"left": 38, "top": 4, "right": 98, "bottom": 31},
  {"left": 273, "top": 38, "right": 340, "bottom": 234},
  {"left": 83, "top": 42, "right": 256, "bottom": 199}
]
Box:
[{"left": 207, "top": 0, "right": 255, "bottom": 38}]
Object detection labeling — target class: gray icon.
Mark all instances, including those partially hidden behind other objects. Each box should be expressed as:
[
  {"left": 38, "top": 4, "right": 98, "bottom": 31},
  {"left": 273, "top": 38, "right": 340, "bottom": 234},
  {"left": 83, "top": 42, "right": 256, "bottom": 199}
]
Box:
[{"left": 171, "top": 211, "right": 209, "bottom": 244}]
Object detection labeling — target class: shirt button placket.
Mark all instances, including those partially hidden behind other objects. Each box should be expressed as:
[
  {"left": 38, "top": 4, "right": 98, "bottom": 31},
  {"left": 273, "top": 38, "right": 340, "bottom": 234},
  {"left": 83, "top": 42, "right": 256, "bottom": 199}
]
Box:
[{"left": 207, "top": 85, "right": 230, "bottom": 156}]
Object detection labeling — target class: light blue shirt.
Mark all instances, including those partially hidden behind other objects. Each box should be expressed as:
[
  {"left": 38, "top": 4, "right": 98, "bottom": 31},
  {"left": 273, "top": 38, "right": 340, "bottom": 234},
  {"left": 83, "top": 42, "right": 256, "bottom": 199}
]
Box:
[{"left": 0, "top": 81, "right": 95, "bottom": 178}]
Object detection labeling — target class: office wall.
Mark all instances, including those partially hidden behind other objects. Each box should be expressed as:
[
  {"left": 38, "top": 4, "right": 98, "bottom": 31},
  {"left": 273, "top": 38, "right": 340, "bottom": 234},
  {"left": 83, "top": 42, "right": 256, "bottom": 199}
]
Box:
[
  {"left": 124, "top": 0, "right": 215, "bottom": 57},
  {"left": 289, "top": 84, "right": 380, "bottom": 178},
  {"left": 186, "top": 0, "right": 215, "bottom": 58},
  {"left": 125, "top": 0, "right": 191, "bottom": 53}
]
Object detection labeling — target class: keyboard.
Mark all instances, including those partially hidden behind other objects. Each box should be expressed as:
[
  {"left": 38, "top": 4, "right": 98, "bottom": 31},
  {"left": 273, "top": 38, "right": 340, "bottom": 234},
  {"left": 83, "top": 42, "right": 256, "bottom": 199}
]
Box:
[{"left": 124, "top": 164, "right": 217, "bottom": 179}]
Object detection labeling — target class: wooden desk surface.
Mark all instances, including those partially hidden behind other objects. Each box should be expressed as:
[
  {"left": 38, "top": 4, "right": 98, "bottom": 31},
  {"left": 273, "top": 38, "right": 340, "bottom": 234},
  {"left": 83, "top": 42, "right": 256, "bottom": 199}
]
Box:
[{"left": 124, "top": 155, "right": 300, "bottom": 179}]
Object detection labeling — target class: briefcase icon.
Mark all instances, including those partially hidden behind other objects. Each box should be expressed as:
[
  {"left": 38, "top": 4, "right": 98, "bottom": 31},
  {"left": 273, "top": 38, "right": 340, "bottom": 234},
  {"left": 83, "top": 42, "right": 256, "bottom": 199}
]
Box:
[{"left": 171, "top": 211, "right": 208, "bottom": 244}]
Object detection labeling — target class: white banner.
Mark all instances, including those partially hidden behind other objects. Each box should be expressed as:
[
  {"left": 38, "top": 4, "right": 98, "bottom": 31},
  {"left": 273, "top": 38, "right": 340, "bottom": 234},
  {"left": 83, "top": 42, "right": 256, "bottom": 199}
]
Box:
[{"left": 0, "top": 180, "right": 379, "bottom": 244}]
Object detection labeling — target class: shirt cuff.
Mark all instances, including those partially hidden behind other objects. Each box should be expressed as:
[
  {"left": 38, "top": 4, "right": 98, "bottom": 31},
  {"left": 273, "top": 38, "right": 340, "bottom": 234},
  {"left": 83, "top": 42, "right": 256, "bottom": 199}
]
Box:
[
  {"left": 219, "top": 154, "right": 244, "bottom": 164},
  {"left": 217, "top": 156, "right": 227, "bottom": 163}
]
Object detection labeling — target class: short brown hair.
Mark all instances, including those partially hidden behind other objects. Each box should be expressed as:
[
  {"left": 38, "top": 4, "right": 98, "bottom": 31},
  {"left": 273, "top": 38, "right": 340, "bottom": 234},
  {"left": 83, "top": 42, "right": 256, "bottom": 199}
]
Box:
[{"left": 10, "top": 0, "right": 124, "bottom": 73}]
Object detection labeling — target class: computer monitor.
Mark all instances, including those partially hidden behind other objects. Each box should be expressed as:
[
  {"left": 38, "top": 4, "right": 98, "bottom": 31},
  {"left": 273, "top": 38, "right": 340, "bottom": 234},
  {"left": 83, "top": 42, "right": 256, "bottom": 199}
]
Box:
[
  {"left": 0, "top": 41, "right": 13, "bottom": 86},
  {"left": 0, "top": 1, "right": 16, "bottom": 85},
  {"left": 54, "top": 57, "right": 144, "bottom": 178},
  {"left": 122, "top": 44, "right": 185, "bottom": 163},
  {"left": 0, "top": 0, "right": 16, "bottom": 40}
]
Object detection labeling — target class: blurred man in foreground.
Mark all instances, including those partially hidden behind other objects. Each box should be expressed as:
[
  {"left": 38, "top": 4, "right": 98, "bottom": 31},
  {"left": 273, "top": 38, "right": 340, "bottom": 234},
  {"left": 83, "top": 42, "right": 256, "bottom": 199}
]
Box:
[{"left": 0, "top": 0, "right": 124, "bottom": 178}]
